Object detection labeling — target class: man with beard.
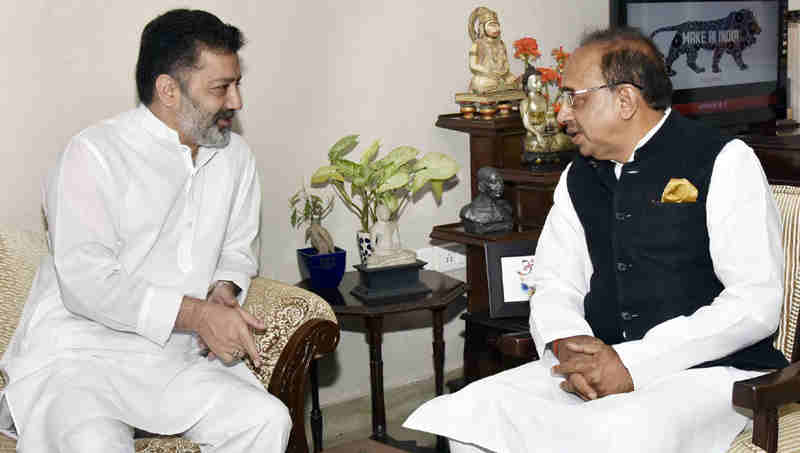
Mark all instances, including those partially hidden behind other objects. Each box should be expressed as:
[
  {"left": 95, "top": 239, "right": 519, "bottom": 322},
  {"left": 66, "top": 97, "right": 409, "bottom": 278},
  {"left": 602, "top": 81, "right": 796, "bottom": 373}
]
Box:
[
  {"left": 404, "top": 27, "right": 787, "bottom": 453},
  {"left": 0, "top": 9, "right": 291, "bottom": 453}
]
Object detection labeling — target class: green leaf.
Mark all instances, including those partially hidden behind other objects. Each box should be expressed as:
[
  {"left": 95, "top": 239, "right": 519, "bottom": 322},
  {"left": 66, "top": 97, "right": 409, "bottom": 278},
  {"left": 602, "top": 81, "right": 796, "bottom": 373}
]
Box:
[
  {"left": 413, "top": 152, "right": 460, "bottom": 179},
  {"left": 328, "top": 135, "right": 359, "bottom": 160},
  {"left": 333, "top": 159, "right": 361, "bottom": 181},
  {"left": 359, "top": 139, "right": 380, "bottom": 166},
  {"left": 310, "top": 166, "right": 343, "bottom": 184},
  {"left": 377, "top": 146, "right": 419, "bottom": 168},
  {"left": 377, "top": 170, "right": 410, "bottom": 192},
  {"left": 430, "top": 179, "right": 444, "bottom": 202},
  {"left": 410, "top": 168, "right": 432, "bottom": 194}
]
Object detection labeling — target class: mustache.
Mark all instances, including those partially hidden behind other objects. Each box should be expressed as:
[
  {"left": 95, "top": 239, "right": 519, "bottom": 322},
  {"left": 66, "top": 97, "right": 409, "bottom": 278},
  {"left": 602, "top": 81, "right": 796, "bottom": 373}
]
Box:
[{"left": 214, "top": 110, "right": 235, "bottom": 122}]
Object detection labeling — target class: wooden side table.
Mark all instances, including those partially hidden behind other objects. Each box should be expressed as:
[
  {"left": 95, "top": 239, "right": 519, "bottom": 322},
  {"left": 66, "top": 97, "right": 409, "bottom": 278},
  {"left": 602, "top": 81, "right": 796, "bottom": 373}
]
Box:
[{"left": 299, "top": 270, "right": 467, "bottom": 452}]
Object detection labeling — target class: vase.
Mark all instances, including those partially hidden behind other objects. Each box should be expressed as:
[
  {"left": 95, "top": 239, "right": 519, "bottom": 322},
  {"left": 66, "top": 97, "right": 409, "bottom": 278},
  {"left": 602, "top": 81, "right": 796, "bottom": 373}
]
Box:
[{"left": 356, "top": 231, "right": 373, "bottom": 265}]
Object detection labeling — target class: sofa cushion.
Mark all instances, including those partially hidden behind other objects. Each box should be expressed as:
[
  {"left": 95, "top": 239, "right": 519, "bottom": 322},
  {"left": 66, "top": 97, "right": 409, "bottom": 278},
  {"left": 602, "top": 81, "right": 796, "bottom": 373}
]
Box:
[
  {"left": 0, "top": 228, "right": 47, "bottom": 362},
  {"left": 770, "top": 185, "right": 800, "bottom": 361}
]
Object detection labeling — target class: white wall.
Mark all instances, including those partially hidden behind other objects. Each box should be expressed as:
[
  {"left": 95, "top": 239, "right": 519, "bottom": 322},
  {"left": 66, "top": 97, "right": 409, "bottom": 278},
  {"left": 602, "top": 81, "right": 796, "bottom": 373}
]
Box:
[{"left": 1, "top": 1, "right": 608, "bottom": 406}]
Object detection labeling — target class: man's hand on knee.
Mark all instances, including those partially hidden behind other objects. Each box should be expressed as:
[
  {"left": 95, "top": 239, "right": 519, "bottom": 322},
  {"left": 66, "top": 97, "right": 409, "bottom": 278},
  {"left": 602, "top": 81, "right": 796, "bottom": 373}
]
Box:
[
  {"left": 552, "top": 335, "right": 600, "bottom": 364},
  {"left": 552, "top": 340, "right": 633, "bottom": 399},
  {"left": 559, "top": 372, "right": 596, "bottom": 401},
  {"left": 201, "top": 282, "right": 242, "bottom": 360},
  {"left": 177, "top": 297, "right": 266, "bottom": 367}
]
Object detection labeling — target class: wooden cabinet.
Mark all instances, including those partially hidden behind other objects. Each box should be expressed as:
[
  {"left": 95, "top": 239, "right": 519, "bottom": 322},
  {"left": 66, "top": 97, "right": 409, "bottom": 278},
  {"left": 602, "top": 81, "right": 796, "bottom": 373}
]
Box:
[{"left": 434, "top": 112, "right": 562, "bottom": 384}]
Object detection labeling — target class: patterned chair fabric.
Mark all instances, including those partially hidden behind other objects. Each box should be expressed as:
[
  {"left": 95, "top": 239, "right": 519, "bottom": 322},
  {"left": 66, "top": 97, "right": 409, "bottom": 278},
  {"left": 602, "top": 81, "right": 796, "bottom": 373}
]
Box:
[
  {"left": 726, "top": 185, "right": 800, "bottom": 453},
  {"left": 0, "top": 226, "right": 337, "bottom": 453}
]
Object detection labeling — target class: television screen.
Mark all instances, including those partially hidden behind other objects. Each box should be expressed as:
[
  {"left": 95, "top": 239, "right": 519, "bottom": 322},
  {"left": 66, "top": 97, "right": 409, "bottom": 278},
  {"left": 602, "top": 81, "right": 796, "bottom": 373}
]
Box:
[{"left": 612, "top": 0, "right": 787, "bottom": 132}]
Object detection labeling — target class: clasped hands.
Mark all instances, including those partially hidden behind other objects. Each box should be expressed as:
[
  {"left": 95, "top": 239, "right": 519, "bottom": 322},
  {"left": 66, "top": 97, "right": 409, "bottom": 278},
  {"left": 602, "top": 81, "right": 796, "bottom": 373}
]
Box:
[
  {"left": 550, "top": 335, "right": 634, "bottom": 401},
  {"left": 180, "top": 282, "right": 265, "bottom": 368}
]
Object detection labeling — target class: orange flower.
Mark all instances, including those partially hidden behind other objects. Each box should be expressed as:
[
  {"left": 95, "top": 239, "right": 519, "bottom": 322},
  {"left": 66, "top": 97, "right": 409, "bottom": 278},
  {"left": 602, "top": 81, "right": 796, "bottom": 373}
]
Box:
[
  {"left": 551, "top": 46, "right": 570, "bottom": 64},
  {"left": 513, "top": 37, "right": 541, "bottom": 61},
  {"left": 537, "top": 67, "right": 561, "bottom": 86},
  {"left": 553, "top": 102, "right": 561, "bottom": 114}
]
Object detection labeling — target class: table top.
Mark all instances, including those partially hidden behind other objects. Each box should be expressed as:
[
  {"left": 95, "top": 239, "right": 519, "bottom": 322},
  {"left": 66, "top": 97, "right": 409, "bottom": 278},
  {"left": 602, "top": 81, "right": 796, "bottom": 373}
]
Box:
[{"left": 298, "top": 269, "right": 467, "bottom": 317}]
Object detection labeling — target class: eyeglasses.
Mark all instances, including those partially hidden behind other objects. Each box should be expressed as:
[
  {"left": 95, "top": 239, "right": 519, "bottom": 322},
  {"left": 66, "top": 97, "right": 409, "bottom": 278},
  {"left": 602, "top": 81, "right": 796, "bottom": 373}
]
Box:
[{"left": 560, "top": 81, "right": 644, "bottom": 108}]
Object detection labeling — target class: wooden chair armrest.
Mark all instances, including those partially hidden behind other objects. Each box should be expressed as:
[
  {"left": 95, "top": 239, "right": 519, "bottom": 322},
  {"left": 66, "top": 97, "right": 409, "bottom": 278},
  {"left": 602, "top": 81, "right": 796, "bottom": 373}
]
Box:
[
  {"left": 733, "top": 361, "right": 800, "bottom": 411},
  {"left": 496, "top": 331, "right": 537, "bottom": 359},
  {"left": 732, "top": 361, "right": 800, "bottom": 453},
  {"left": 268, "top": 318, "right": 340, "bottom": 453}
]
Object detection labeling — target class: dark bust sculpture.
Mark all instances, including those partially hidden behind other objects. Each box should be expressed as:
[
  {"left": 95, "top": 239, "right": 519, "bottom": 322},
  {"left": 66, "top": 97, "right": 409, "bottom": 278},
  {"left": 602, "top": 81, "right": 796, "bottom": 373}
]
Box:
[{"left": 459, "top": 167, "right": 513, "bottom": 234}]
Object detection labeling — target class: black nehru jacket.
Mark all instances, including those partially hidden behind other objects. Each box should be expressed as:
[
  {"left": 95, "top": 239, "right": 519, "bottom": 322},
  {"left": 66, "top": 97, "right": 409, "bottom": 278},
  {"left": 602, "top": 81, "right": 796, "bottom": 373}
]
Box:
[{"left": 566, "top": 111, "right": 787, "bottom": 370}]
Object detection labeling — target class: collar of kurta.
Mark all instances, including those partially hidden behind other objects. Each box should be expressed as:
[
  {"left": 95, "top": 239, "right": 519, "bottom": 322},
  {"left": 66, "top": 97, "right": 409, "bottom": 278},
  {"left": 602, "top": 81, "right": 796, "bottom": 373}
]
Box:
[{"left": 136, "top": 105, "right": 221, "bottom": 168}]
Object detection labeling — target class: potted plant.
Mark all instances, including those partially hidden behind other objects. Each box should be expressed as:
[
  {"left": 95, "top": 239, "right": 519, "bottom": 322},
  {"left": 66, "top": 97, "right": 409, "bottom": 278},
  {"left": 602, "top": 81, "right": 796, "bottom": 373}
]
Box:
[
  {"left": 289, "top": 186, "right": 346, "bottom": 289},
  {"left": 310, "top": 135, "right": 460, "bottom": 264}
]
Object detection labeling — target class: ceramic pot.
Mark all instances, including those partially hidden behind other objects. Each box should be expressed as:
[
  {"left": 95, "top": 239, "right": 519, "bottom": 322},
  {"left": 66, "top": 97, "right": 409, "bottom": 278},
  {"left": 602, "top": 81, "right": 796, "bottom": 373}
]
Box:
[
  {"left": 356, "top": 231, "right": 373, "bottom": 265},
  {"left": 297, "top": 247, "right": 346, "bottom": 289}
]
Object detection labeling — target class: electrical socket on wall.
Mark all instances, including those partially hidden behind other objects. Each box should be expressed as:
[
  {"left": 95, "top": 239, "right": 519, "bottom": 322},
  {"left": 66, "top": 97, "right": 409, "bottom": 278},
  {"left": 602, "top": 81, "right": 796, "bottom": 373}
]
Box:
[{"left": 416, "top": 243, "right": 466, "bottom": 272}]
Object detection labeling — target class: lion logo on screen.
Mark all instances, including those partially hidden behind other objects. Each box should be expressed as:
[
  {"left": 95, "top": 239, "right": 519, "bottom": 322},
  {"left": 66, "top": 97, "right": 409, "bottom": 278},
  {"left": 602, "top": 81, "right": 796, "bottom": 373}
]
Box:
[{"left": 650, "top": 9, "right": 761, "bottom": 77}]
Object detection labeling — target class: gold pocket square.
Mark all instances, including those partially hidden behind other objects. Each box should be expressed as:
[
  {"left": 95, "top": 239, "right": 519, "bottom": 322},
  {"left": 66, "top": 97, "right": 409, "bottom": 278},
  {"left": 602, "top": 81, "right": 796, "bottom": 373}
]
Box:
[{"left": 660, "top": 178, "right": 698, "bottom": 203}]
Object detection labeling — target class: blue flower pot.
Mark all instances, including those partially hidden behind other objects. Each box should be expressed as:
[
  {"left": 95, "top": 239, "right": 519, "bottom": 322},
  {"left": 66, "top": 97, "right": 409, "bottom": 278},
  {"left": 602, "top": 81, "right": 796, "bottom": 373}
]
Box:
[{"left": 297, "top": 247, "right": 347, "bottom": 289}]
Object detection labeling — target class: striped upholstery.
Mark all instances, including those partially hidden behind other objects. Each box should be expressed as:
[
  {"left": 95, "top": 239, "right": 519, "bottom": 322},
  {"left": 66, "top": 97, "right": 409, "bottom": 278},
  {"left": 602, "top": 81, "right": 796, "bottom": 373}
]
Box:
[
  {"left": 770, "top": 185, "right": 800, "bottom": 361},
  {"left": 726, "top": 185, "right": 800, "bottom": 453}
]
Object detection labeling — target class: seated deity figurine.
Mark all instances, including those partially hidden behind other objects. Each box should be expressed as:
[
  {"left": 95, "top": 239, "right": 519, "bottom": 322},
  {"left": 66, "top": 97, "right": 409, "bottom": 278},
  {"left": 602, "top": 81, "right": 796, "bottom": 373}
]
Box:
[
  {"left": 366, "top": 205, "right": 417, "bottom": 268},
  {"left": 520, "top": 69, "right": 550, "bottom": 153},
  {"left": 459, "top": 167, "right": 513, "bottom": 235},
  {"left": 468, "top": 7, "right": 520, "bottom": 94}
]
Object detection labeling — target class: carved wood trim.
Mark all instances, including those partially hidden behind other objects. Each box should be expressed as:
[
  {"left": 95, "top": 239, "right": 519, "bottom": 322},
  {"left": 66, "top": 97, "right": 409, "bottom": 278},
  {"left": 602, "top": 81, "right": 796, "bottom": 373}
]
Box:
[{"left": 268, "top": 319, "right": 340, "bottom": 453}]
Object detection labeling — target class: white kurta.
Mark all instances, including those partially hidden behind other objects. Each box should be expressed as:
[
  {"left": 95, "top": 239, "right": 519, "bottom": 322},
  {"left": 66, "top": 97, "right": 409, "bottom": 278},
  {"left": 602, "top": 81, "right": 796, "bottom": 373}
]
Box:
[
  {"left": 404, "top": 110, "right": 785, "bottom": 453},
  {"left": 0, "top": 106, "right": 286, "bottom": 451}
]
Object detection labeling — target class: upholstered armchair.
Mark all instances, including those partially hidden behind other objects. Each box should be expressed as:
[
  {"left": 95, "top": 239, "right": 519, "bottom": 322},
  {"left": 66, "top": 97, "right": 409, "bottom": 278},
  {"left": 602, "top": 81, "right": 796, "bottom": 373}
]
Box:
[
  {"left": 0, "top": 227, "right": 340, "bottom": 453},
  {"left": 496, "top": 184, "right": 800, "bottom": 453}
]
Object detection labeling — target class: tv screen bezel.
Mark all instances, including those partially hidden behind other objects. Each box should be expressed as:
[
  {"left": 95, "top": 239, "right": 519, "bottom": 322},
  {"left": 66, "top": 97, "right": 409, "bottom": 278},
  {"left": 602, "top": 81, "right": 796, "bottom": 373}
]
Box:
[{"left": 610, "top": 0, "right": 788, "bottom": 133}]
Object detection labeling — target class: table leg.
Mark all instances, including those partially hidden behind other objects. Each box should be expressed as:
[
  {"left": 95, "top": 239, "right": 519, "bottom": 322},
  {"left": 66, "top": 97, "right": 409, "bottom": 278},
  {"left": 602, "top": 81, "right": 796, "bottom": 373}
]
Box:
[
  {"left": 365, "top": 316, "right": 386, "bottom": 442},
  {"left": 432, "top": 307, "right": 447, "bottom": 452},
  {"left": 310, "top": 359, "right": 322, "bottom": 452}
]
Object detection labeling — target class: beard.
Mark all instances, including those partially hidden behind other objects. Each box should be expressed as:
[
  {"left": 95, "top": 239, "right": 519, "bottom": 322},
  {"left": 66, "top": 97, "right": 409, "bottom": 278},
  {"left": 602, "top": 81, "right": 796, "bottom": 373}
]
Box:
[{"left": 177, "top": 94, "right": 234, "bottom": 148}]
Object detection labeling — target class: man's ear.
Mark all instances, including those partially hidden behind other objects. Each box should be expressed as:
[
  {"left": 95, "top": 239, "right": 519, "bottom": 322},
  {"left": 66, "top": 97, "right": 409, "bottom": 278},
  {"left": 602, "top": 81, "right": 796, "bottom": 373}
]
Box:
[
  {"left": 154, "top": 74, "right": 181, "bottom": 108},
  {"left": 616, "top": 85, "right": 639, "bottom": 121}
]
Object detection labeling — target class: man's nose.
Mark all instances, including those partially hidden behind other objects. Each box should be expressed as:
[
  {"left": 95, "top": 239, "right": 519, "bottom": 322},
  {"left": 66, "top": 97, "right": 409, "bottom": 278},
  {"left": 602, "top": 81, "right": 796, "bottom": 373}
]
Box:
[
  {"left": 556, "top": 102, "right": 572, "bottom": 124},
  {"left": 226, "top": 85, "right": 243, "bottom": 111}
]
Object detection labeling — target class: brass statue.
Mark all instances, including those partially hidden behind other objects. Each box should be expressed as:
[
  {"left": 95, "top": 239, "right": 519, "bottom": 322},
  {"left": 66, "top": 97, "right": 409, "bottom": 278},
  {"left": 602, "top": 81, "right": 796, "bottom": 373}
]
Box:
[
  {"left": 468, "top": 7, "right": 519, "bottom": 94},
  {"left": 520, "top": 70, "right": 550, "bottom": 153}
]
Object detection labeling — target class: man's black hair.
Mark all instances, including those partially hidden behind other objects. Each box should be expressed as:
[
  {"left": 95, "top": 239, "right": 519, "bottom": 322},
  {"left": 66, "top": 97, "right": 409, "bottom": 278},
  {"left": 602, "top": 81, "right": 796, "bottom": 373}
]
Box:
[
  {"left": 580, "top": 27, "right": 672, "bottom": 110},
  {"left": 135, "top": 9, "right": 244, "bottom": 105}
]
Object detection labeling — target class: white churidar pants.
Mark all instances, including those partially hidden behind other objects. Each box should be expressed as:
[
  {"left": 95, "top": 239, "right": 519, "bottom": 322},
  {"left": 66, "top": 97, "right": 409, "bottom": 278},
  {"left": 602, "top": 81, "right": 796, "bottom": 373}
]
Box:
[
  {"left": 4, "top": 353, "right": 291, "bottom": 453},
  {"left": 404, "top": 352, "right": 760, "bottom": 453}
]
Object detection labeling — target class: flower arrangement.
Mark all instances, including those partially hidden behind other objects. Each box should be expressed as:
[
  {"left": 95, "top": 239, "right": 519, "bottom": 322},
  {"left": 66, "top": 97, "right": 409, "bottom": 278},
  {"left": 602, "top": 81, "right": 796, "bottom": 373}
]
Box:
[{"left": 513, "top": 38, "right": 570, "bottom": 115}]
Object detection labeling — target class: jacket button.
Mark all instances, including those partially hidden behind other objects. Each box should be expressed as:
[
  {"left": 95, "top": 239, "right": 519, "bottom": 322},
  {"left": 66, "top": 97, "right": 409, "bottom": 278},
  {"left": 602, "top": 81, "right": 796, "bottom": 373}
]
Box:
[
  {"left": 620, "top": 311, "right": 639, "bottom": 321},
  {"left": 616, "top": 262, "right": 631, "bottom": 272},
  {"left": 615, "top": 212, "right": 632, "bottom": 221}
]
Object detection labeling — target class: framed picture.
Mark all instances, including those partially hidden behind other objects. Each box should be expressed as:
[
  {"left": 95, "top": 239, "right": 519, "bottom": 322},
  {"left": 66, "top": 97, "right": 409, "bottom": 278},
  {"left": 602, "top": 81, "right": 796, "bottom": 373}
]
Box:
[{"left": 484, "top": 239, "right": 538, "bottom": 318}]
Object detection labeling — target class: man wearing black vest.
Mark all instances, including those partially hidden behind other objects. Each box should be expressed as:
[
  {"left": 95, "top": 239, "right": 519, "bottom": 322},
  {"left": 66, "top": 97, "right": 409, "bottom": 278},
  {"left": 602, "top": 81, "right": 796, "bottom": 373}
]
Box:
[{"left": 405, "top": 27, "right": 788, "bottom": 453}]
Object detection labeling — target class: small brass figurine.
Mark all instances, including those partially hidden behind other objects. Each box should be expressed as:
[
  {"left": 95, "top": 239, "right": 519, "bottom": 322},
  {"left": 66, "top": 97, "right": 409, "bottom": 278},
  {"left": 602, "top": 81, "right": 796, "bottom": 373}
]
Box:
[
  {"left": 520, "top": 69, "right": 550, "bottom": 153},
  {"left": 459, "top": 167, "right": 513, "bottom": 235},
  {"left": 467, "top": 7, "right": 520, "bottom": 94}
]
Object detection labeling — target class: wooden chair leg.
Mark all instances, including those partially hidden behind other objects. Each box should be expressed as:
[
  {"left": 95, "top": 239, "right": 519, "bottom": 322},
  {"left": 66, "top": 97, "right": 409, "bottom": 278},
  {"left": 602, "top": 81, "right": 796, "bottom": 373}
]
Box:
[
  {"left": 310, "top": 359, "right": 323, "bottom": 453},
  {"left": 752, "top": 408, "right": 778, "bottom": 453}
]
